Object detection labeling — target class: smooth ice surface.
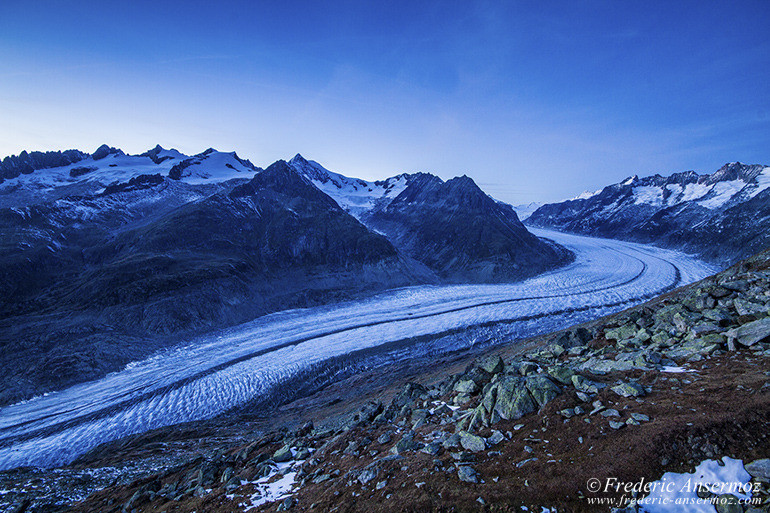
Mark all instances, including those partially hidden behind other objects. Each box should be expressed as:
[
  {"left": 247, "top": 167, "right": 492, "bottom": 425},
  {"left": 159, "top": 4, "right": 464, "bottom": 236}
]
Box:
[
  {"left": 639, "top": 457, "right": 752, "bottom": 513},
  {"left": 0, "top": 229, "right": 717, "bottom": 470}
]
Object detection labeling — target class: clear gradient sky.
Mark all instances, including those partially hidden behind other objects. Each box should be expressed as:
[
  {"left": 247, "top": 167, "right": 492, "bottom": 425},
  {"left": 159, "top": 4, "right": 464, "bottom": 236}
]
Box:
[{"left": 1, "top": 0, "right": 768, "bottom": 203}]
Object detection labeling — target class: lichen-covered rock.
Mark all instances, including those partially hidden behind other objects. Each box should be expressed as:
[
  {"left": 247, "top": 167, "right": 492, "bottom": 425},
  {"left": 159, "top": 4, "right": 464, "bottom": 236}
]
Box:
[
  {"left": 457, "top": 465, "right": 479, "bottom": 483},
  {"left": 525, "top": 375, "right": 561, "bottom": 407},
  {"left": 272, "top": 445, "right": 292, "bottom": 463},
  {"left": 478, "top": 355, "right": 504, "bottom": 374},
  {"left": 493, "top": 376, "right": 537, "bottom": 420},
  {"left": 611, "top": 381, "right": 646, "bottom": 398},
  {"left": 459, "top": 432, "right": 486, "bottom": 452},
  {"left": 727, "top": 318, "right": 770, "bottom": 347},
  {"left": 547, "top": 365, "right": 576, "bottom": 385},
  {"left": 571, "top": 374, "right": 603, "bottom": 394},
  {"left": 454, "top": 379, "right": 480, "bottom": 394}
]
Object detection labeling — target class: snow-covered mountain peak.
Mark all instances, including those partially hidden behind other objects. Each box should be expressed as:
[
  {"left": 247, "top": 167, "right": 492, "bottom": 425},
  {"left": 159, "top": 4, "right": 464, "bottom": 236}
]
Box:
[{"left": 287, "top": 155, "right": 411, "bottom": 218}]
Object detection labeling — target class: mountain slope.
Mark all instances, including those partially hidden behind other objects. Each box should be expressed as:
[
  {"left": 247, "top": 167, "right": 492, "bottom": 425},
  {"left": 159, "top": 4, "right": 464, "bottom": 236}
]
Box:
[
  {"left": 363, "top": 173, "right": 572, "bottom": 281},
  {"left": 527, "top": 162, "right": 770, "bottom": 265},
  {"left": 0, "top": 160, "right": 429, "bottom": 405}
]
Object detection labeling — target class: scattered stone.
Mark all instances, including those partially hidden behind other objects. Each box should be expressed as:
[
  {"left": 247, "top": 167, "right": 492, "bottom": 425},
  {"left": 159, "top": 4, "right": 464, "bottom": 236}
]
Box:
[
  {"left": 611, "top": 381, "right": 646, "bottom": 398},
  {"left": 572, "top": 375, "right": 603, "bottom": 395},
  {"left": 457, "top": 466, "right": 479, "bottom": 483},
  {"left": 609, "top": 420, "right": 625, "bottom": 430},
  {"left": 358, "top": 468, "right": 378, "bottom": 485},
  {"left": 487, "top": 430, "right": 505, "bottom": 446},
  {"left": 459, "top": 432, "right": 486, "bottom": 452}
]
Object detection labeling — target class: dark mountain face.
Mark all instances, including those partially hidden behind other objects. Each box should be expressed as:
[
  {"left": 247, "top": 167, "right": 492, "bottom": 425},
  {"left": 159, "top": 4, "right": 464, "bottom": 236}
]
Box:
[
  {"left": 0, "top": 149, "right": 88, "bottom": 181},
  {"left": 363, "top": 174, "right": 572, "bottom": 282},
  {"left": 527, "top": 162, "right": 770, "bottom": 266}
]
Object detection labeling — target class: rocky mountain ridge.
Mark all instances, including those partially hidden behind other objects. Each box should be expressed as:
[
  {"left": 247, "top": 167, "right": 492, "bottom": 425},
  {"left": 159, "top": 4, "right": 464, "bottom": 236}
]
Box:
[{"left": 527, "top": 161, "right": 770, "bottom": 266}]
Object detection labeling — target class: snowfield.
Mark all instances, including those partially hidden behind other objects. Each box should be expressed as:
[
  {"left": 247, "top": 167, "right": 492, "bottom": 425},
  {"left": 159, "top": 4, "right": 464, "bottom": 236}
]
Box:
[{"left": 0, "top": 229, "right": 717, "bottom": 470}]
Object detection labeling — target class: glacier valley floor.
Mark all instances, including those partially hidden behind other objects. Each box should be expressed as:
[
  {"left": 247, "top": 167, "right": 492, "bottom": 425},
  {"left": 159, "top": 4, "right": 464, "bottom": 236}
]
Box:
[{"left": 0, "top": 230, "right": 717, "bottom": 470}]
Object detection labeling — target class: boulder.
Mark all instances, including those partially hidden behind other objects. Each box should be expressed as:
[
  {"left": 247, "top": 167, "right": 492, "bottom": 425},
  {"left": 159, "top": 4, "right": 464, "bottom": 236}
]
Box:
[
  {"left": 525, "top": 375, "right": 561, "bottom": 407},
  {"left": 273, "top": 445, "right": 292, "bottom": 463},
  {"left": 493, "top": 376, "right": 537, "bottom": 420},
  {"left": 478, "top": 355, "right": 504, "bottom": 374},
  {"left": 727, "top": 318, "right": 770, "bottom": 347}
]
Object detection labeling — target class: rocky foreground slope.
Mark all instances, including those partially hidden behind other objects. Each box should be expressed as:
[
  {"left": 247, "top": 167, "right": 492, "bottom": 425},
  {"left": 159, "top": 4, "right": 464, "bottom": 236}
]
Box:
[{"left": 3, "top": 247, "right": 769, "bottom": 512}]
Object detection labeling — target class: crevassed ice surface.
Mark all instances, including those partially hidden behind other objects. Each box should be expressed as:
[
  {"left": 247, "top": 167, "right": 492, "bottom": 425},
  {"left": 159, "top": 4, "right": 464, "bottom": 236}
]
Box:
[{"left": 0, "top": 229, "right": 717, "bottom": 470}]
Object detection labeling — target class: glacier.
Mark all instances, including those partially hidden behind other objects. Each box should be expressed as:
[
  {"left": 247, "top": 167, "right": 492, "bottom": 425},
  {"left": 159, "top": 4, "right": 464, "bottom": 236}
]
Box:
[{"left": 0, "top": 229, "right": 717, "bottom": 470}]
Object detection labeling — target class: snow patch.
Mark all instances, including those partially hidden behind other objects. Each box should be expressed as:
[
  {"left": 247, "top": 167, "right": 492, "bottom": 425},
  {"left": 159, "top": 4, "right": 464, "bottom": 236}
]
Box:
[
  {"left": 633, "top": 186, "right": 664, "bottom": 207},
  {"left": 639, "top": 457, "right": 752, "bottom": 513},
  {"left": 288, "top": 155, "right": 408, "bottom": 218},
  {"left": 697, "top": 180, "right": 745, "bottom": 209}
]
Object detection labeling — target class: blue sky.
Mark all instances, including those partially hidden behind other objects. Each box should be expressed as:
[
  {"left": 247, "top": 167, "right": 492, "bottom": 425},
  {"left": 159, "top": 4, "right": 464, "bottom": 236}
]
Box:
[{"left": 1, "top": 0, "right": 768, "bottom": 203}]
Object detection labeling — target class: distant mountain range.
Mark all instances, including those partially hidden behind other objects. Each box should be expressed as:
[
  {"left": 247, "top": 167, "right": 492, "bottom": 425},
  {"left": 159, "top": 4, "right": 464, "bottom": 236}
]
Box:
[
  {"left": 0, "top": 144, "right": 571, "bottom": 405},
  {"left": 527, "top": 161, "right": 770, "bottom": 266}
]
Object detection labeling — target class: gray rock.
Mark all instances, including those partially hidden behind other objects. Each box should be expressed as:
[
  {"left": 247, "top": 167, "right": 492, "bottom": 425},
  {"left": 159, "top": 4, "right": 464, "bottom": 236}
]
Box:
[
  {"left": 277, "top": 497, "right": 297, "bottom": 511},
  {"left": 599, "top": 409, "right": 620, "bottom": 418},
  {"left": 459, "top": 432, "right": 486, "bottom": 452},
  {"left": 605, "top": 324, "right": 637, "bottom": 341},
  {"left": 493, "top": 376, "right": 537, "bottom": 420},
  {"left": 442, "top": 433, "right": 461, "bottom": 449},
  {"left": 733, "top": 299, "right": 765, "bottom": 316},
  {"left": 630, "top": 413, "right": 650, "bottom": 422},
  {"left": 454, "top": 379, "right": 480, "bottom": 394},
  {"left": 571, "top": 374, "right": 603, "bottom": 394},
  {"left": 487, "top": 430, "right": 505, "bottom": 446},
  {"left": 420, "top": 442, "right": 442, "bottom": 456},
  {"left": 609, "top": 420, "right": 625, "bottom": 429},
  {"left": 518, "top": 362, "right": 539, "bottom": 376},
  {"left": 377, "top": 432, "right": 393, "bottom": 445},
  {"left": 478, "top": 355, "right": 505, "bottom": 374},
  {"left": 525, "top": 375, "right": 562, "bottom": 408},
  {"left": 273, "top": 445, "right": 292, "bottom": 463},
  {"left": 611, "top": 381, "right": 646, "bottom": 398},
  {"left": 727, "top": 318, "right": 770, "bottom": 347},
  {"left": 714, "top": 494, "right": 742, "bottom": 513},
  {"left": 457, "top": 465, "right": 479, "bottom": 483},
  {"left": 358, "top": 468, "right": 378, "bottom": 485},
  {"left": 744, "top": 458, "right": 770, "bottom": 480}
]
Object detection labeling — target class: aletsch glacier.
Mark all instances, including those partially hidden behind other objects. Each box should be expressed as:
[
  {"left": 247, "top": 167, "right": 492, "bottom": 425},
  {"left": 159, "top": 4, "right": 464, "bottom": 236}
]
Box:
[{"left": 0, "top": 229, "right": 716, "bottom": 470}]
